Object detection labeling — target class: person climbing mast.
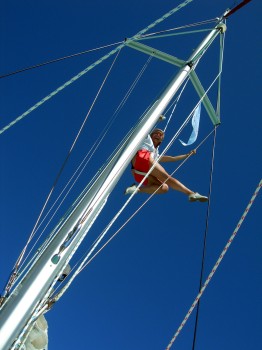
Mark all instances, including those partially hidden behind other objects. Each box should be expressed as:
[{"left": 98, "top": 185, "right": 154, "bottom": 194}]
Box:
[{"left": 125, "top": 128, "right": 208, "bottom": 202}]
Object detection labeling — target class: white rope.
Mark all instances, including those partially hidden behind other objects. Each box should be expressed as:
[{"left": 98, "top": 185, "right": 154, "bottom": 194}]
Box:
[
  {"left": 0, "top": 0, "right": 194, "bottom": 135},
  {"left": 28, "top": 98, "right": 159, "bottom": 299},
  {"left": 165, "top": 179, "right": 262, "bottom": 349},
  {"left": 19, "top": 52, "right": 121, "bottom": 262},
  {"left": 163, "top": 77, "right": 190, "bottom": 132},
  {"left": 47, "top": 19, "right": 228, "bottom": 338},
  {"left": 50, "top": 97, "right": 211, "bottom": 301},
  {"left": 0, "top": 40, "right": 124, "bottom": 79},
  {"left": 51, "top": 60, "right": 224, "bottom": 302},
  {"left": 51, "top": 111, "right": 193, "bottom": 301},
  {"left": 140, "top": 28, "right": 212, "bottom": 42},
  {"left": 23, "top": 0, "right": 231, "bottom": 306},
  {"left": 76, "top": 129, "right": 218, "bottom": 274},
  {"left": 2, "top": 51, "right": 122, "bottom": 298},
  {"left": 140, "top": 18, "right": 219, "bottom": 38},
  {"left": 19, "top": 56, "right": 153, "bottom": 272}
]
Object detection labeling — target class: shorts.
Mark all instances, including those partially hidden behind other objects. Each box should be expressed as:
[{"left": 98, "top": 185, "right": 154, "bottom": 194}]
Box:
[{"left": 132, "top": 149, "right": 151, "bottom": 185}]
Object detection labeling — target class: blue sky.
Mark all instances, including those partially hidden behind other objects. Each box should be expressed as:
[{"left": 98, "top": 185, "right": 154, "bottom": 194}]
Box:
[{"left": 0, "top": 1, "right": 261, "bottom": 349}]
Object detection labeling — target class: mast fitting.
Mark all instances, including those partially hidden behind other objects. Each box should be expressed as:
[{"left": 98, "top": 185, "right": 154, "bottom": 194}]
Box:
[{"left": 216, "top": 23, "right": 227, "bottom": 33}]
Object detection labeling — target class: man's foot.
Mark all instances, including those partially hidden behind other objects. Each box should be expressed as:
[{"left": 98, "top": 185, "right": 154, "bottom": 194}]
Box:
[
  {"left": 124, "top": 184, "right": 137, "bottom": 195},
  {"left": 189, "top": 192, "right": 208, "bottom": 202}
]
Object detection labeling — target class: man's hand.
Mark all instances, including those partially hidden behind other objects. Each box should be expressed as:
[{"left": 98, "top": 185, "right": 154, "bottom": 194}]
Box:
[{"left": 188, "top": 149, "right": 196, "bottom": 156}]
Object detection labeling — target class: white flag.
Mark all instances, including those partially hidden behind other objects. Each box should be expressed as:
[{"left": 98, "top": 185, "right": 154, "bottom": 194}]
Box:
[{"left": 179, "top": 104, "right": 201, "bottom": 146}]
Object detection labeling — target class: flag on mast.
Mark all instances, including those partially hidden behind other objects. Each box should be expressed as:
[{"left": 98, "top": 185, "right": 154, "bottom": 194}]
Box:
[{"left": 179, "top": 103, "right": 201, "bottom": 146}]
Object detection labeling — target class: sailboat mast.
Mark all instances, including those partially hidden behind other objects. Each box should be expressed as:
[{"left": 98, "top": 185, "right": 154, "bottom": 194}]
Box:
[{"left": 0, "top": 21, "right": 224, "bottom": 350}]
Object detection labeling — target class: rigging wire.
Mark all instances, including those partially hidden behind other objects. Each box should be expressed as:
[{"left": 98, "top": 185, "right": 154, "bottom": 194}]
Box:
[
  {"left": 38, "top": 53, "right": 224, "bottom": 303},
  {"left": 165, "top": 179, "right": 262, "bottom": 349},
  {"left": 52, "top": 126, "right": 217, "bottom": 305},
  {"left": 37, "top": 16, "right": 224, "bottom": 301},
  {"left": 0, "top": 17, "right": 219, "bottom": 82},
  {"left": 49, "top": 109, "right": 218, "bottom": 303},
  {"left": 140, "top": 29, "right": 212, "bottom": 42},
  {"left": 10, "top": 54, "right": 154, "bottom": 302},
  {"left": 163, "top": 77, "right": 190, "bottom": 133},
  {"left": 191, "top": 29, "right": 225, "bottom": 349},
  {"left": 18, "top": 100, "right": 165, "bottom": 331},
  {"left": 191, "top": 127, "right": 217, "bottom": 350},
  {"left": 0, "top": 41, "right": 123, "bottom": 79},
  {"left": 48, "top": 54, "right": 225, "bottom": 302},
  {"left": 46, "top": 17, "right": 224, "bottom": 298},
  {"left": 0, "top": 0, "right": 193, "bottom": 135},
  {"left": 2, "top": 50, "right": 121, "bottom": 297},
  {"left": 3, "top": 1, "right": 255, "bottom": 344},
  {"left": 0, "top": 40, "right": 124, "bottom": 135},
  {"left": 139, "top": 18, "right": 219, "bottom": 38},
  {"left": 0, "top": 13, "right": 217, "bottom": 81},
  {"left": 18, "top": 55, "right": 153, "bottom": 272},
  {"left": 49, "top": 107, "right": 196, "bottom": 299}
]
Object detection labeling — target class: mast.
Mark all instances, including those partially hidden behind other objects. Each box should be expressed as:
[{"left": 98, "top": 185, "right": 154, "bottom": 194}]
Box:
[{"left": 0, "top": 20, "right": 225, "bottom": 350}]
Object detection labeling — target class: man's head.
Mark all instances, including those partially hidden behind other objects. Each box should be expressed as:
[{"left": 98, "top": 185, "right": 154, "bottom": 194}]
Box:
[{"left": 150, "top": 128, "right": 165, "bottom": 147}]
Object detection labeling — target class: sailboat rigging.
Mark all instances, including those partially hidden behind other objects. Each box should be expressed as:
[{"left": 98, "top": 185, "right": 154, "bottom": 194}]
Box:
[{"left": 0, "top": 1, "right": 258, "bottom": 350}]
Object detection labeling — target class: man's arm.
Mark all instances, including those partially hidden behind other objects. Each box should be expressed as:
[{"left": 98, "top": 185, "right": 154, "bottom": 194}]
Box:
[{"left": 159, "top": 149, "right": 196, "bottom": 162}]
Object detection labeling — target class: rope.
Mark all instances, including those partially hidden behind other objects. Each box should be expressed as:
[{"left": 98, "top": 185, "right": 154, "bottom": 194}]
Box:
[
  {"left": 18, "top": 55, "right": 153, "bottom": 272},
  {"left": 2, "top": 51, "right": 121, "bottom": 297},
  {"left": 0, "top": 0, "right": 193, "bottom": 135},
  {"left": 47, "top": 129, "right": 145, "bottom": 301},
  {"left": 51, "top": 120, "right": 218, "bottom": 304},
  {"left": 30, "top": 35, "right": 225, "bottom": 297},
  {"left": 8, "top": 0, "right": 200, "bottom": 304},
  {"left": 0, "top": 41, "right": 123, "bottom": 79},
  {"left": 140, "top": 29, "right": 212, "bottom": 42},
  {"left": 64, "top": 54, "right": 225, "bottom": 279},
  {"left": 140, "top": 18, "right": 219, "bottom": 38},
  {"left": 191, "top": 29, "right": 225, "bottom": 348},
  {"left": 49, "top": 55, "right": 224, "bottom": 301},
  {"left": 191, "top": 127, "right": 217, "bottom": 350},
  {"left": 77, "top": 130, "right": 217, "bottom": 271},
  {"left": 13, "top": 55, "right": 154, "bottom": 299},
  {"left": 163, "top": 77, "right": 190, "bottom": 133},
  {"left": 0, "top": 45, "right": 123, "bottom": 135},
  {"left": 165, "top": 179, "right": 262, "bottom": 350},
  {"left": 48, "top": 99, "right": 200, "bottom": 301}
]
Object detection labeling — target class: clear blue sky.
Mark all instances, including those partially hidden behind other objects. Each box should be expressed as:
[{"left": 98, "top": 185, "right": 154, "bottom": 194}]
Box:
[{"left": 0, "top": 1, "right": 261, "bottom": 349}]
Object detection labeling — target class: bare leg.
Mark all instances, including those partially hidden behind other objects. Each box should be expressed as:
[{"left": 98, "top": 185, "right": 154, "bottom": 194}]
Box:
[
  {"left": 126, "top": 162, "right": 207, "bottom": 201},
  {"left": 138, "top": 175, "right": 169, "bottom": 194},
  {"left": 148, "top": 160, "right": 194, "bottom": 196}
]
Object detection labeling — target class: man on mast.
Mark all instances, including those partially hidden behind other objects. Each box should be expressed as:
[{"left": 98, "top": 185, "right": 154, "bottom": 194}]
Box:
[{"left": 125, "top": 128, "right": 208, "bottom": 202}]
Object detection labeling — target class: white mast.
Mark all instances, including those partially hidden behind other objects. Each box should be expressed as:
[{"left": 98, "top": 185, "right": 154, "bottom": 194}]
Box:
[{"left": 0, "top": 20, "right": 225, "bottom": 350}]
